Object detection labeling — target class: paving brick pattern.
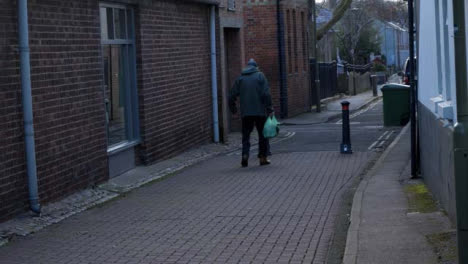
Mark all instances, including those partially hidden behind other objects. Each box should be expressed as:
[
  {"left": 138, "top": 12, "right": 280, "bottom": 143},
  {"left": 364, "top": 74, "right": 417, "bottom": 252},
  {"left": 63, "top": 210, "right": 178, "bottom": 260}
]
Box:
[{"left": 0, "top": 151, "right": 371, "bottom": 264}]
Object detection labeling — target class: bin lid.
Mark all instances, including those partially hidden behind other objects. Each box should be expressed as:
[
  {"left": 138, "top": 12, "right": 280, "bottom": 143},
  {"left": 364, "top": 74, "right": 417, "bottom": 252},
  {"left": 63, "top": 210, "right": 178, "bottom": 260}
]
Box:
[{"left": 381, "top": 83, "right": 410, "bottom": 91}]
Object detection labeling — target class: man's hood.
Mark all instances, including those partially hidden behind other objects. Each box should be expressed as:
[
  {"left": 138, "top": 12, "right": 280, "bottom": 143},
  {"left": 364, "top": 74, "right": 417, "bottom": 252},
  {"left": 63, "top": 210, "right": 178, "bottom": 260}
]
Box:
[{"left": 241, "top": 65, "right": 259, "bottom": 75}]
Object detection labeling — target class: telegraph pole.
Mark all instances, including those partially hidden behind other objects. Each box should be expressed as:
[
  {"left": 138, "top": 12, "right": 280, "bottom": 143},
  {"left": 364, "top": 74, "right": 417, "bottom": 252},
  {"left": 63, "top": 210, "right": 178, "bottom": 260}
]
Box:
[
  {"left": 407, "top": 0, "right": 418, "bottom": 178},
  {"left": 452, "top": 0, "right": 468, "bottom": 262}
]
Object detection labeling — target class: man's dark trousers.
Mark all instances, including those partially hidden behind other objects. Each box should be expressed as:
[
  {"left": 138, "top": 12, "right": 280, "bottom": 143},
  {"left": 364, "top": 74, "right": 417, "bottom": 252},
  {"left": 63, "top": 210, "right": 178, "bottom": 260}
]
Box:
[{"left": 242, "top": 116, "right": 269, "bottom": 158}]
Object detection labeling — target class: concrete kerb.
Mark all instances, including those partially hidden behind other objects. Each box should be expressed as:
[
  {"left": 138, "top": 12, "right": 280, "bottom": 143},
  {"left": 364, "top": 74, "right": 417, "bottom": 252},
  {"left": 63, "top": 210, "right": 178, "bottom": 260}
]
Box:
[
  {"left": 0, "top": 131, "right": 295, "bottom": 247},
  {"left": 281, "top": 95, "right": 382, "bottom": 126},
  {"left": 342, "top": 123, "right": 410, "bottom": 264}
]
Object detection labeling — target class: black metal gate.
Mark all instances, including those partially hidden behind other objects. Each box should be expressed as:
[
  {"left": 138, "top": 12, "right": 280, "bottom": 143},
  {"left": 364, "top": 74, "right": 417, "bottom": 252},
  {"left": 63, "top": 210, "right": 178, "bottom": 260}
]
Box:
[{"left": 309, "top": 60, "right": 338, "bottom": 106}]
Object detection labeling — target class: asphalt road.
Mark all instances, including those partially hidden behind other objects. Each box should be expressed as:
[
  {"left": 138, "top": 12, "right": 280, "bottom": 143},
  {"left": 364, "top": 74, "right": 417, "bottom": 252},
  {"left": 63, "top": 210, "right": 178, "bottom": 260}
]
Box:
[
  {"left": 274, "top": 99, "right": 403, "bottom": 263},
  {"left": 274, "top": 100, "right": 401, "bottom": 154}
]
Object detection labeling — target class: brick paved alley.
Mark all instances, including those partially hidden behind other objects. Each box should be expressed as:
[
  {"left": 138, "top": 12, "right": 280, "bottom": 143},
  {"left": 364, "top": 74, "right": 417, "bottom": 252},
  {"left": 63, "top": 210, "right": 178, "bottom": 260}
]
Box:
[{"left": 0, "top": 151, "right": 371, "bottom": 264}]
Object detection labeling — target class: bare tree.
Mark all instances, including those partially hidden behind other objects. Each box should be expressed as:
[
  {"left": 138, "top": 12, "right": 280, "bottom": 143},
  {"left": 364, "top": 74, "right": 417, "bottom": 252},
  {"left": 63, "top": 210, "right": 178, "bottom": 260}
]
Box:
[
  {"left": 335, "top": 5, "right": 376, "bottom": 64},
  {"left": 390, "top": 1, "right": 409, "bottom": 27},
  {"left": 317, "top": 0, "right": 353, "bottom": 41},
  {"left": 367, "top": 0, "right": 408, "bottom": 27},
  {"left": 315, "top": 0, "right": 407, "bottom": 42}
]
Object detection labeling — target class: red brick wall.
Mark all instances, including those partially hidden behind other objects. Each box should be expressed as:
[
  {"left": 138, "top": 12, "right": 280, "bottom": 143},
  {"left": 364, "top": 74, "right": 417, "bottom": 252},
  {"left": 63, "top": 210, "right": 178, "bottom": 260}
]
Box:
[
  {"left": 243, "top": 0, "right": 309, "bottom": 118},
  {"left": 224, "top": 28, "right": 243, "bottom": 132},
  {"left": 243, "top": 2, "right": 281, "bottom": 114},
  {"left": 0, "top": 0, "right": 109, "bottom": 221},
  {"left": 0, "top": 0, "right": 29, "bottom": 221},
  {"left": 28, "top": 0, "right": 108, "bottom": 203},
  {"left": 284, "top": 5, "right": 309, "bottom": 117},
  {"left": 136, "top": 0, "right": 213, "bottom": 164}
]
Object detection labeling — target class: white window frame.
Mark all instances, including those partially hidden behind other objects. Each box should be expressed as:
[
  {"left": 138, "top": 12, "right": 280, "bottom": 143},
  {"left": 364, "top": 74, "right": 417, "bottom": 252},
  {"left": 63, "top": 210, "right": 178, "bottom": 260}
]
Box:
[
  {"left": 228, "top": 0, "right": 236, "bottom": 11},
  {"left": 431, "top": 0, "right": 456, "bottom": 121}
]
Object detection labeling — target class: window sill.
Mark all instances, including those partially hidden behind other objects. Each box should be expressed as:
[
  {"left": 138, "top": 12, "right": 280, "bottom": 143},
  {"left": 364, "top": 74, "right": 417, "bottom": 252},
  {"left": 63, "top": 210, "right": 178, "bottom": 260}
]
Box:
[
  {"left": 107, "top": 140, "right": 140, "bottom": 156},
  {"left": 430, "top": 95, "right": 444, "bottom": 113},
  {"left": 437, "top": 100, "right": 454, "bottom": 121}
]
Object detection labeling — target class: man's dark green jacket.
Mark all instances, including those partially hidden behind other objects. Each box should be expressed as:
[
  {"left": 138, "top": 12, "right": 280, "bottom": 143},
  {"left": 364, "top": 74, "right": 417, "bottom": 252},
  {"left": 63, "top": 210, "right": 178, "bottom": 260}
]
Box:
[{"left": 229, "top": 66, "right": 273, "bottom": 117}]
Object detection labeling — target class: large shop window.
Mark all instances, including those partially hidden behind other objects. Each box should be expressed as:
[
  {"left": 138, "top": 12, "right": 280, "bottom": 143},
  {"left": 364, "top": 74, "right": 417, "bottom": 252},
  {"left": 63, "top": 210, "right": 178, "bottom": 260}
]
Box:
[{"left": 99, "top": 3, "right": 140, "bottom": 151}]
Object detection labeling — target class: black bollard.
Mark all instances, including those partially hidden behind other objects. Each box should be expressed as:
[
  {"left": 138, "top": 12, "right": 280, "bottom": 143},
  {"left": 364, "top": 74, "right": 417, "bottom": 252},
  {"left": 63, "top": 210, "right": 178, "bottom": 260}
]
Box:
[
  {"left": 340, "top": 101, "right": 353, "bottom": 154},
  {"left": 371, "top": 75, "right": 378, "bottom": 97}
]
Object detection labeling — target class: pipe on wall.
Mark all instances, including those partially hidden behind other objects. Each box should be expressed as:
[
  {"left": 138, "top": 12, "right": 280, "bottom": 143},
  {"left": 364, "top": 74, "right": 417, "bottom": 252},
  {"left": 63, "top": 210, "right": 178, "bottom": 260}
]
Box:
[
  {"left": 210, "top": 5, "right": 220, "bottom": 143},
  {"left": 408, "top": 0, "right": 419, "bottom": 178},
  {"left": 277, "top": 0, "right": 288, "bottom": 118},
  {"left": 18, "top": 0, "right": 41, "bottom": 214},
  {"left": 452, "top": 0, "right": 468, "bottom": 262}
]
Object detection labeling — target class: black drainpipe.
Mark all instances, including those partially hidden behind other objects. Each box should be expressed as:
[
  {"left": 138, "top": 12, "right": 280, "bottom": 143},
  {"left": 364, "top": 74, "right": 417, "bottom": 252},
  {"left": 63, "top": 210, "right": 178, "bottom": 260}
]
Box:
[{"left": 277, "top": 0, "right": 288, "bottom": 118}]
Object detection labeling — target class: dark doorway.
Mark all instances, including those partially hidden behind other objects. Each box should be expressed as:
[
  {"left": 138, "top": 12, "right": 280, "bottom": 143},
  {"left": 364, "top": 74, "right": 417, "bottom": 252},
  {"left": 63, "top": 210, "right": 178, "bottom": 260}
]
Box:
[{"left": 223, "top": 28, "right": 242, "bottom": 133}]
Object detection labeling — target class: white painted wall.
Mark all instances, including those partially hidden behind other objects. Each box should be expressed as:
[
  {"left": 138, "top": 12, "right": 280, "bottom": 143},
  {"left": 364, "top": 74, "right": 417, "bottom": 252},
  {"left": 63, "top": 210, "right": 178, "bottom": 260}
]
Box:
[
  {"left": 418, "top": 1, "right": 440, "bottom": 109},
  {"left": 418, "top": 0, "right": 458, "bottom": 123}
]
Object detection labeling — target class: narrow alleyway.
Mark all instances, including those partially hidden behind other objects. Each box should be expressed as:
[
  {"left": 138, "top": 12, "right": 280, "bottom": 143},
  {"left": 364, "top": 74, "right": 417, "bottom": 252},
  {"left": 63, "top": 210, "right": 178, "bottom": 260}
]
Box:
[{"left": 0, "top": 101, "right": 400, "bottom": 264}]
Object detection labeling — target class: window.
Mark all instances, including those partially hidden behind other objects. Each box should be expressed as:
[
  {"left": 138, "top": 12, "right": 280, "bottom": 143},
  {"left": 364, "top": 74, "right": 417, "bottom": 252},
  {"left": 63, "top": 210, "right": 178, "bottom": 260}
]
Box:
[
  {"left": 431, "top": 0, "right": 456, "bottom": 120},
  {"left": 286, "top": 10, "right": 292, "bottom": 73},
  {"left": 434, "top": 0, "right": 454, "bottom": 101},
  {"left": 443, "top": 0, "right": 456, "bottom": 101},
  {"left": 100, "top": 4, "right": 140, "bottom": 149},
  {"left": 228, "top": 0, "right": 236, "bottom": 11},
  {"left": 441, "top": 1, "right": 451, "bottom": 99},
  {"left": 435, "top": 0, "right": 443, "bottom": 95},
  {"left": 293, "top": 10, "right": 298, "bottom": 73}
]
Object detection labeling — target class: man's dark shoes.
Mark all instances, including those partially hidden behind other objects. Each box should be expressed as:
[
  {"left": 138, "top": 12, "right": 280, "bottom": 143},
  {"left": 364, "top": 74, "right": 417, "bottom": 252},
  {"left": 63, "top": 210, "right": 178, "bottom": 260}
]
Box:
[
  {"left": 241, "top": 155, "right": 249, "bottom": 167},
  {"left": 259, "top": 156, "right": 271, "bottom": 166}
]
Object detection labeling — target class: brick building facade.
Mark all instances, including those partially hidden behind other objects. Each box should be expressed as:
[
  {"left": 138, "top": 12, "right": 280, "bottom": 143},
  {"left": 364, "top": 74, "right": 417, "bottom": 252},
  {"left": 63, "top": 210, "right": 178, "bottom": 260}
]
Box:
[
  {"left": 243, "top": 0, "right": 309, "bottom": 118},
  {"left": 0, "top": 0, "right": 310, "bottom": 221},
  {"left": 0, "top": 0, "right": 221, "bottom": 221},
  {"left": 135, "top": 1, "right": 215, "bottom": 164},
  {"left": 1, "top": 0, "right": 109, "bottom": 222},
  {"left": 1, "top": 0, "right": 29, "bottom": 222},
  {"left": 218, "top": 0, "right": 245, "bottom": 136}
]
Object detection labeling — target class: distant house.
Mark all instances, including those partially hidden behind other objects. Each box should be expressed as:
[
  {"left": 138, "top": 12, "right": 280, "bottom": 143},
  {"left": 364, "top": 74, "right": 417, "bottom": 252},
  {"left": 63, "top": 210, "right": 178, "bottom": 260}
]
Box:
[
  {"left": 316, "top": 7, "right": 336, "bottom": 62},
  {"left": 374, "top": 20, "right": 409, "bottom": 70}
]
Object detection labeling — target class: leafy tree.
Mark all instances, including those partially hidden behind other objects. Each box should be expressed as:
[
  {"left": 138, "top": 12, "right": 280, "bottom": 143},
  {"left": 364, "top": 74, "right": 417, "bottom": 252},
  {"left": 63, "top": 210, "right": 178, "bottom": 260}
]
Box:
[
  {"left": 334, "top": 0, "right": 384, "bottom": 64},
  {"left": 336, "top": 25, "right": 382, "bottom": 64},
  {"left": 354, "top": 26, "right": 382, "bottom": 63},
  {"left": 335, "top": 6, "right": 372, "bottom": 63},
  {"left": 372, "top": 61, "right": 387, "bottom": 72}
]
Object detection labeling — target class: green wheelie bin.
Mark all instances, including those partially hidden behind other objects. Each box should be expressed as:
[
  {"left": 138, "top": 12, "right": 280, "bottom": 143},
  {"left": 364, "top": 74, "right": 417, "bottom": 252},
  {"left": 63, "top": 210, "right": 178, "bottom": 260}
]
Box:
[{"left": 381, "top": 84, "right": 410, "bottom": 126}]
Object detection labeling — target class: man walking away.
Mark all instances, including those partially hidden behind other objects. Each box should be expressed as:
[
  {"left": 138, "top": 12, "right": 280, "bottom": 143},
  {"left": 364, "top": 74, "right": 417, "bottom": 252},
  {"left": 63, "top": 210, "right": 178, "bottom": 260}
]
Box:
[{"left": 229, "top": 59, "right": 273, "bottom": 167}]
